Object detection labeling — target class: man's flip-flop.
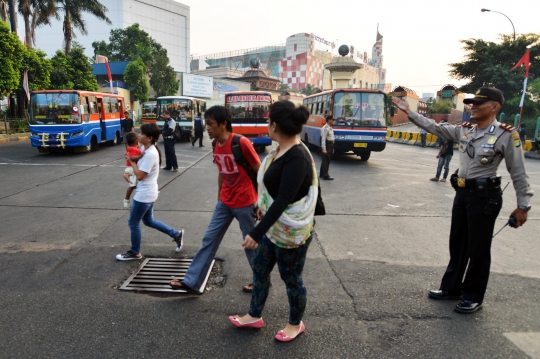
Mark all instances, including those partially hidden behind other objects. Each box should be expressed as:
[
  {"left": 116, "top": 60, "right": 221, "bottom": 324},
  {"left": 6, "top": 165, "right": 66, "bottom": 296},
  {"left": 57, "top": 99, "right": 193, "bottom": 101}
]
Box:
[{"left": 243, "top": 284, "right": 253, "bottom": 293}]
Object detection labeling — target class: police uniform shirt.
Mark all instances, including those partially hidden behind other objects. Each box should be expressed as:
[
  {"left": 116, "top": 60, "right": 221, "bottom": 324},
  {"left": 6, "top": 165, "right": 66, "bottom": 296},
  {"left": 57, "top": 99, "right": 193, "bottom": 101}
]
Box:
[
  {"left": 163, "top": 118, "right": 176, "bottom": 139},
  {"left": 408, "top": 112, "right": 533, "bottom": 207},
  {"left": 321, "top": 123, "right": 335, "bottom": 151}
]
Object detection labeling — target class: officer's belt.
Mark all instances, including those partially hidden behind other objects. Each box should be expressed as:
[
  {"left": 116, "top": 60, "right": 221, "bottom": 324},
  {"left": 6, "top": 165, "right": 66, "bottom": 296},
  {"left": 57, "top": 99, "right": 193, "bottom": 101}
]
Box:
[
  {"left": 164, "top": 136, "right": 175, "bottom": 139},
  {"left": 455, "top": 176, "right": 501, "bottom": 189}
]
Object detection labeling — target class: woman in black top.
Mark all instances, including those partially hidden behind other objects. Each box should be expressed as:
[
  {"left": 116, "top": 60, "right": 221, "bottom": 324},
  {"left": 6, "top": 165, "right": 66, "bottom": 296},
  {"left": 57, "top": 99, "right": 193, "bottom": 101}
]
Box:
[{"left": 228, "top": 100, "right": 314, "bottom": 342}]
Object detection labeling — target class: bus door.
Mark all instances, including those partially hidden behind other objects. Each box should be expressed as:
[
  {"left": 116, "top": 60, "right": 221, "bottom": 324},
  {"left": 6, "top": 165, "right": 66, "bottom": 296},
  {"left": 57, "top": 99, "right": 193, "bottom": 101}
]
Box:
[{"left": 97, "top": 97, "right": 107, "bottom": 140}]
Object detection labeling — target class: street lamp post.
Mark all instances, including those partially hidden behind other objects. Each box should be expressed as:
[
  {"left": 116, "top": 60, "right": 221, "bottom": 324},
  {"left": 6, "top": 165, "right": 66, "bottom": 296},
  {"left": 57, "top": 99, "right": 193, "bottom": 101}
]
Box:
[{"left": 481, "top": 8, "right": 516, "bottom": 41}]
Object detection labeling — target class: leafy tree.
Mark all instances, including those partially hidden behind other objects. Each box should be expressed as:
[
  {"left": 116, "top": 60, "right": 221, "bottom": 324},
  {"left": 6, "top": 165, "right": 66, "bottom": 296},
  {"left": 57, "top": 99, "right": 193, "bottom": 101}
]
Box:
[
  {"left": 92, "top": 24, "right": 178, "bottom": 96},
  {"left": 300, "top": 83, "right": 321, "bottom": 95},
  {"left": 279, "top": 82, "right": 291, "bottom": 92},
  {"left": 56, "top": 0, "right": 111, "bottom": 54},
  {"left": 148, "top": 43, "right": 178, "bottom": 96},
  {"left": 0, "top": 20, "right": 25, "bottom": 96},
  {"left": 124, "top": 57, "right": 148, "bottom": 102},
  {"left": 427, "top": 100, "right": 455, "bottom": 115},
  {"left": 449, "top": 33, "right": 540, "bottom": 117},
  {"left": 68, "top": 42, "right": 98, "bottom": 91},
  {"left": 22, "top": 47, "right": 52, "bottom": 90},
  {"left": 49, "top": 49, "right": 73, "bottom": 89}
]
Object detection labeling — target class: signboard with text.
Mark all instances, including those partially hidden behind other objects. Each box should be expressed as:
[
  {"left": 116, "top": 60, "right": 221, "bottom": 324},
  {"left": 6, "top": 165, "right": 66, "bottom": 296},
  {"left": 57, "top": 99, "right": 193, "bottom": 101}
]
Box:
[{"left": 183, "top": 73, "right": 213, "bottom": 98}]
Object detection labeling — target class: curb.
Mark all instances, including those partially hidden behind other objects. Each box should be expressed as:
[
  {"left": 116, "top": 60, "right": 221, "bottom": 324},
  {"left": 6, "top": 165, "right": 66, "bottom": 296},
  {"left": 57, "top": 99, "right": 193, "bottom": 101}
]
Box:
[
  {"left": 386, "top": 130, "right": 538, "bottom": 159},
  {"left": 0, "top": 135, "right": 30, "bottom": 143}
]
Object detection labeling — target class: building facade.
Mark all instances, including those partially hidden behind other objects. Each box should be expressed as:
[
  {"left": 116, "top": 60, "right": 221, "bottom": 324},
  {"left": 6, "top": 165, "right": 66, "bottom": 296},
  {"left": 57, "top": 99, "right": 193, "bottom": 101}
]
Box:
[
  {"left": 191, "top": 29, "right": 388, "bottom": 92},
  {"left": 22, "top": 0, "right": 190, "bottom": 73}
]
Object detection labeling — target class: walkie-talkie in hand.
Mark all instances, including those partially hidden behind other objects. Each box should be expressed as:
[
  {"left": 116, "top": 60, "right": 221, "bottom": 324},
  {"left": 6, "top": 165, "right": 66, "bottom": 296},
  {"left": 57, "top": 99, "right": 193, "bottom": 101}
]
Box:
[{"left": 493, "top": 217, "right": 518, "bottom": 238}]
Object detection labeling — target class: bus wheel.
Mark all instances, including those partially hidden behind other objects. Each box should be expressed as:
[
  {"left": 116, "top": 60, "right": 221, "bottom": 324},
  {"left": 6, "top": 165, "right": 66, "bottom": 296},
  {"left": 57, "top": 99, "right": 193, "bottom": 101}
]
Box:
[
  {"left": 86, "top": 136, "right": 99, "bottom": 152},
  {"left": 255, "top": 145, "right": 265, "bottom": 153},
  {"left": 37, "top": 147, "right": 50, "bottom": 154},
  {"left": 358, "top": 151, "right": 371, "bottom": 161},
  {"left": 110, "top": 132, "right": 120, "bottom": 146}
]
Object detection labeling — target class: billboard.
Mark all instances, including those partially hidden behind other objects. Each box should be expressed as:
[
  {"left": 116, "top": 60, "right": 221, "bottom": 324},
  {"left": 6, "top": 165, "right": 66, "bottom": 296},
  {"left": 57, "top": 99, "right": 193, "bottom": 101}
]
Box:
[{"left": 183, "top": 73, "right": 213, "bottom": 98}]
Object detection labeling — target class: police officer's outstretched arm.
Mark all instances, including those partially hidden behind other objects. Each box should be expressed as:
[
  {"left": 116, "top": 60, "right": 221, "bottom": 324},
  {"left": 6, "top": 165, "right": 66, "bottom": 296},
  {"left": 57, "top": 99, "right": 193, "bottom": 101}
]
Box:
[
  {"left": 391, "top": 97, "right": 460, "bottom": 142},
  {"left": 502, "top": 132, "right": 534, "bottom": 227}
]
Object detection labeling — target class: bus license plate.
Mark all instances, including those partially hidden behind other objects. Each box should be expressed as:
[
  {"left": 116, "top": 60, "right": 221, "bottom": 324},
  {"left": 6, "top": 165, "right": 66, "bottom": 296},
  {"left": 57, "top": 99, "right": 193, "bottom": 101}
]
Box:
[{"left": 354, "top": 143, "right": 368, "bottom": 148}]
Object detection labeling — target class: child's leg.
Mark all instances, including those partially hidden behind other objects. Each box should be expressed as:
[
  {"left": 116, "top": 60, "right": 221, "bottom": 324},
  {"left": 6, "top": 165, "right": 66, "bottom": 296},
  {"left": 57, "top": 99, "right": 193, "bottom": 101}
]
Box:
[{"left": 125, "top": 186, "right": 135, "bottom": 200}]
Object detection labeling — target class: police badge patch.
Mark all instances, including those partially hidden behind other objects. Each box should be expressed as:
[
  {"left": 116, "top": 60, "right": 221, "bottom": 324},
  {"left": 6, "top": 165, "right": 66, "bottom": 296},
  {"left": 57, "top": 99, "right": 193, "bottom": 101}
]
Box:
[{"left": 514, "top": 139, "right": 521, "bottom": 147}]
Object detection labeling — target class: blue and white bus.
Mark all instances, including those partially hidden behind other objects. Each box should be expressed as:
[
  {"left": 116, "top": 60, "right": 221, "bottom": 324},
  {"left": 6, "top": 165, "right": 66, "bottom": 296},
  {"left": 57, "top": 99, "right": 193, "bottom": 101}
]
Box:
[
  {"left": 301, "top": 88, "right": 388, "bottom": 161},
  {"left": 29, "top": 90, "right": 125, "bottom": 153}
]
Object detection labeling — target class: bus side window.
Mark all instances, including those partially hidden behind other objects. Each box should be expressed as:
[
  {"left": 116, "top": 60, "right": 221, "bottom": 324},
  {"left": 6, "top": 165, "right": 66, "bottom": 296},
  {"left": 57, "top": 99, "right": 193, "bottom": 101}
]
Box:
[
  {"left": 80, "top": 96, "right": 89, "bottom": 114},
  {"left": 89, "top": 96, "right": 97, "bottom": 114},
  {"left": 111, "top": 97, "right": 119, "bottom": 114},
  {"left": 320, "top": 102, "right": 326, "bottom": 115},
  {"left": 103, "top": 97, "right": 111, "bottom": 114}
]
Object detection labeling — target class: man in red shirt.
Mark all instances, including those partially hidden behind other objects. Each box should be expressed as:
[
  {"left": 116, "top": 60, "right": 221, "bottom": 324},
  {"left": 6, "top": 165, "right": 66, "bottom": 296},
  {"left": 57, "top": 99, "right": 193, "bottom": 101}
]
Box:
[{"left": 170, "top": 106, "right": 261, "bottom": 293}]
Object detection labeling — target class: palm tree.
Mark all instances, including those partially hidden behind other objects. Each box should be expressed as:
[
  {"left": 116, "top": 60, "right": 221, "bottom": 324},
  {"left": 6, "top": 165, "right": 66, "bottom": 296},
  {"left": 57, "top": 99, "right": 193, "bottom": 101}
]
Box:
[
  {"left": 1, "top": 1, "right": 8, "bottom": 22},
  {"left": 55, "top": 0, "right": 110, "bottom": 53},
  {"left": 18, "top": 0, "right": 56, "bottom": 48}
]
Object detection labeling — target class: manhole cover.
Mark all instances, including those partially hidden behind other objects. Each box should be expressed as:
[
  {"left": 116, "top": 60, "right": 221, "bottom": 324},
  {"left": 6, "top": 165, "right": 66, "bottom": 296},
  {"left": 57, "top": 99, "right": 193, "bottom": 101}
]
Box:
[{"left": 119, "top": 258, "right": 214, "bottom": 294}]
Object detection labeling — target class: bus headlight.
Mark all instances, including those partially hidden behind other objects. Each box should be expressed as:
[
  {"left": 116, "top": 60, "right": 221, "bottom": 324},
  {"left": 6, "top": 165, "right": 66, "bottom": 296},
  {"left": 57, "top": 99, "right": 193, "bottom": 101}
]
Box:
[
  {"left": 373, "top": 136, "right": 385, "bottom": 141},
  {"left": 260, "top": 133, "right": 269, "bottom": 137},
  {"left": 335, "top": 135, "right": 347, "bottom": 140},
  {"left": 71, "top": 131, "right": 84, "bottom": 137},
  {"left": 32, "top": 133, "right": 41, "bottom": 137}
]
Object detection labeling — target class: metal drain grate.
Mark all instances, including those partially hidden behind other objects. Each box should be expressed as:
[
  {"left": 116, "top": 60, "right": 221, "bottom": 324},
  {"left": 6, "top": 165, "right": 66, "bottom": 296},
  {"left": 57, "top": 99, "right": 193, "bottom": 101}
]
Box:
[{"left": 119, "top": 258, "right": 214, "bottom": 294}]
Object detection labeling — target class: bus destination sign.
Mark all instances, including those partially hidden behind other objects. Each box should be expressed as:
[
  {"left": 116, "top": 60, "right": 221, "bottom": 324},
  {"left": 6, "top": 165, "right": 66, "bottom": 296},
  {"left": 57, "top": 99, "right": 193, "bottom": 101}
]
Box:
[{"left": 227, "top": 95, "right": 271, "bottom": 102}]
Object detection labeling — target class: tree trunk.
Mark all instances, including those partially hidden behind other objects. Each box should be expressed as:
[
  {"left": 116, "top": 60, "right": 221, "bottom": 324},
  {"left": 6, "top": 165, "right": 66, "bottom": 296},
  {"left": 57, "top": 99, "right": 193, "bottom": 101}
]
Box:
[
  {"left": 7, "top": 0, "right": 16, "bottom": 33},
  {"left": 63, "top": 13, "right": 72, "bottom": 54},
  {"left": 1, "top": 1, "right": 8, "bottom": 22},
  {"left": 24, "top": 11, "right": 32, "bottom": 48}
]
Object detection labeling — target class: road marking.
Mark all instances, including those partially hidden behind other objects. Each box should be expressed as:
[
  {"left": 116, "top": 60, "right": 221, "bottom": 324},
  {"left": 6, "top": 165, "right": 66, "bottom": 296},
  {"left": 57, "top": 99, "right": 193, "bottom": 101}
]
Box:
[{"left": 504, "top": 332, "right": 540, "bottom": 359}]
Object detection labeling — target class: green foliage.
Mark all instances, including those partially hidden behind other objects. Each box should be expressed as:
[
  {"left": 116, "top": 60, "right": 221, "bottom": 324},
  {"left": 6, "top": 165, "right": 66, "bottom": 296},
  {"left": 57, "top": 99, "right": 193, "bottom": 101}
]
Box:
[
  {"left": 428, "top": 100, "right": 455, "bottom": 115},
  {"left": 50, "top": 50, "right": 74, "bottom": 89},
  {"left": 148, "top": 44, "right": 178, "bottom": 96},
  {"left": 279, "top": 82, "right": 291, "bottom": 92},
  {"left": 0, "top": 20, "right": 25, "bottom": 96},
  {"left": 299, "top": 83, "right": 321, "bottom": 95},
  {"left": 22, "top": 47, "right": 52, "bottom": 90},
  {"left": 449, "top": 33, "right": 540, "bottom": 117},
  {"left": 124, "top": 57, "right": 149, "bottom": 102},
  {"left": 68, "top": 44, "right": 98, "bottom": 91},
  {"left": 49, "top": 44, "right": 98, "bottom": 91},
  {"left": 93, "top": 24, "right": 178, "bottom": 97}
]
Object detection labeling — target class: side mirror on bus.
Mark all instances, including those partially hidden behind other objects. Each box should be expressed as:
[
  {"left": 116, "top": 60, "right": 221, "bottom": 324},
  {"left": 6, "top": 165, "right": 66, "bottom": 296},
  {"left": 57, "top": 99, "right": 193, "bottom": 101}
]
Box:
[{"left": 390, "top": 106, "right": 395, "bottom": 117}]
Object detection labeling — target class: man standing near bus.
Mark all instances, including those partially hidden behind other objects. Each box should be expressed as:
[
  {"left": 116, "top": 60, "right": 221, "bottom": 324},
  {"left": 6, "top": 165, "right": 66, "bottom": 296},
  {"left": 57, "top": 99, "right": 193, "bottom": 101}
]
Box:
[
  {"left": 161, "top": 111, "right": 178, "bottom": 172},
  {"left": 320, "top": 115, "right": 335, "bottom": 180},
  {"left": 122, "top": 111, "right": 134, "bottom": 144},
  {"left": 192, "top": 112, "right": 204, "bottom": 147}
]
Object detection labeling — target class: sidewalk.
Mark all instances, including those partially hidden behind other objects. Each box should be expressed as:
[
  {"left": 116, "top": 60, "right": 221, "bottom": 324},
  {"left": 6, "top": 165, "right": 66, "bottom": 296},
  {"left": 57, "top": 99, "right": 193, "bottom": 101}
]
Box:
[{"left": 0, "top": 132, "right": 30, "bottom": 143}]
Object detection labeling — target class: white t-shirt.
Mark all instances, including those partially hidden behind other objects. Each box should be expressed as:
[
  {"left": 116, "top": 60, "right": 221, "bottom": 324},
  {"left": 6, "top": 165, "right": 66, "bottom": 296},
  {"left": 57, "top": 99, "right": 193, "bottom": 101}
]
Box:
[{"left": 134, "top": 145, "right": 159, "bottom": 203}]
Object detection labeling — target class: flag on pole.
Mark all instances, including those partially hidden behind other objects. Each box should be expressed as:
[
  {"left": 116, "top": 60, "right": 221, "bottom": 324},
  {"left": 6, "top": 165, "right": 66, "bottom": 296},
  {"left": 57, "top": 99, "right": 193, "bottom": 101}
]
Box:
[
  {"left": 23, "top": 70, "right": 30, "bottom": 102},
  {"left": 95, "top": 55, "right": 113, "bottom": 93},
  {"left": 511, "top": 50, "right": 530, "bottom": 108}
]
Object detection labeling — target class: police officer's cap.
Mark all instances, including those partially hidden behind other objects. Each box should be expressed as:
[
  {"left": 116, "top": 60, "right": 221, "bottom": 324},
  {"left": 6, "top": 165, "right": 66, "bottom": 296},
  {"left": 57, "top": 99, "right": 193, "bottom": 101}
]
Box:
[{"left": 463, "top": 87, "right": 505, "bottom": 105}]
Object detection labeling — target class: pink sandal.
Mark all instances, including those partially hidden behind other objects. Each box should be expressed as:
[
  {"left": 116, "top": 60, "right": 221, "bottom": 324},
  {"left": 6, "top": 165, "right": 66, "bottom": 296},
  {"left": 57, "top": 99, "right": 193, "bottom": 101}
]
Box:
[
  {"left": 275, "top": 321, "right": 305, "bottom": 342},
  {"left": 228, "top": 315, "right": 264, "bottom": 329}
]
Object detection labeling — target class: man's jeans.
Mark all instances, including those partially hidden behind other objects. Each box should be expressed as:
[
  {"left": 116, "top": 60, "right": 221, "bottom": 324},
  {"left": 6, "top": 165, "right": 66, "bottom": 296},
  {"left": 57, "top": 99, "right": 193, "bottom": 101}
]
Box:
[
  {"left": 436, "top": 154, "right": 453, "bottom": 179},
  {"left": 128, "top": 200, "right": 180, "bottom": 254},
  {"left": 183, "top": 200, "right": 256, "bottom": 291}
]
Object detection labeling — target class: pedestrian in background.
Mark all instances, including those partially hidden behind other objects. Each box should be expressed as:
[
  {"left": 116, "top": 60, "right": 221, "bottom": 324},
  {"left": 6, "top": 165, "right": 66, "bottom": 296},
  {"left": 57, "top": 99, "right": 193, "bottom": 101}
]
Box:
[
  {"left": 518, "top": 122, "right": 527, "bottom": 142},
  {"left": 320, "top": 115, "right": 335, "bottom": 180},
  {"left": 192, "top": 112, "right": 204, "bottom": 147},
  {"left": 161, "top": 110, "right": 178, "bottom": 172},
  {"left": 392, "top": 87, "right": 533, "bottom": 314},
  {"left": 534, "top": 130, "right": 540, "bottom": 151},
  {"left": 430, "top": 136, "right": 454, "bottom": 182},
  {"left": 420, "top": 127, "right": 427, "bottom": 147},
  {"left": 116, "top": 123, "right": 185, "bottom": 260},
  {"left": 229, "top": 101, "right": 315, "bottom": 343},
  {"left": 122, "top": 111, "right": 134, "bottom": 144},
  {"left": 169, "top": 106, "right": 261, "bottom": 293}
]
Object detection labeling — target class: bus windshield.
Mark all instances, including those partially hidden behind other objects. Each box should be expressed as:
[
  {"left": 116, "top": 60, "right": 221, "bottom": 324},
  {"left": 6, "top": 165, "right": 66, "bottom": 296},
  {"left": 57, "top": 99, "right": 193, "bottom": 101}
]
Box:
[
  {"left": 30, "top": 93, "right": 81, "bottom": 124},
  {"left": 142, "top": 101, "right": 157, "bottom": 116},
  {"left": 226, "top": 99, "right": 270, "bottom": 123},
  {"left": 158, "top": 98, "right": 193, "bottom": 119},
  {"left": 333, "top": 92, "right": 386, "bottom": 127}
]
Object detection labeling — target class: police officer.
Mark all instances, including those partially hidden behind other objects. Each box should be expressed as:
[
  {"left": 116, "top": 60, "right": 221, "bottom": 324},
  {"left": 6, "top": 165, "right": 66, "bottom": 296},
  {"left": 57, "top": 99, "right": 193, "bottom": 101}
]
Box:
[
  {"left": 161, "top": 110, "right": 178, "bottom": 172},
  {"left": 320, "top": 115, "right": 335, "bottom": 180},
  {"left": 392, "top": 87, "right": 533, "bottom": 314},
  {"left": 192, "top": 112, "right": 204, "bottom": 147}
]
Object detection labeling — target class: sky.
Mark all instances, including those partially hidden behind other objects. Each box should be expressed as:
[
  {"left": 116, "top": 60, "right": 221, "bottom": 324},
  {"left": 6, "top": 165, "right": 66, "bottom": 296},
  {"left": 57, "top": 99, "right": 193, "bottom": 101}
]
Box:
[{"left": 182, "top": 0, "right": 538, "bottom": 96}]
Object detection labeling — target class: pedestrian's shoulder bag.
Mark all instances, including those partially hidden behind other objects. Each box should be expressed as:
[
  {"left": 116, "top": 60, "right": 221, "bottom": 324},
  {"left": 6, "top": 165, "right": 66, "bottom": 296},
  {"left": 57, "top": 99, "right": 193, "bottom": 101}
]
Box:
[
  {"left": 173, "top": 123, "right": 182, "bottom": 140},
  {"left": 315, "top": 178, "right": 326, "bottom": 216}
]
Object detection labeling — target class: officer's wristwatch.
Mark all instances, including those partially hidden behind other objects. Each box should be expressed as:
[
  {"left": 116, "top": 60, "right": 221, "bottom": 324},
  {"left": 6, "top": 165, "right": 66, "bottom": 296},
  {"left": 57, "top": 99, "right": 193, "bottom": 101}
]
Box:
[{"left": 518, "top": 205, "right": 531, "bottom": 212}]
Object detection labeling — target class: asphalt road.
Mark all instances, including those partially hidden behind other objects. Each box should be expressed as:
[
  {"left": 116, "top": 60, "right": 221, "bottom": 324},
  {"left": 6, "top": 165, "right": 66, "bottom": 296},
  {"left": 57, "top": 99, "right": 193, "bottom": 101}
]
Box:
[{"left": 1, "top": 137, "right": 539, "bottom": 359}]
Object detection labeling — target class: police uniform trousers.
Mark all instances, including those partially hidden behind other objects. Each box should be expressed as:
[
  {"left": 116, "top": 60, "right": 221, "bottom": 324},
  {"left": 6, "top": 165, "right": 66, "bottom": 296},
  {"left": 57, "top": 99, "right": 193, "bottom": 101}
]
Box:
[
  {"left": 163, "top": 137, "right": 178, "bottom": 169},
  {"left": 440, "top": 186, "right": 502, "bottom": 303},
  {"left": 192, "top": 127, "right": 204, "bottom": 146},
  {"left": 319, "top": 141, "right": 334, "bottom": 178}
]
